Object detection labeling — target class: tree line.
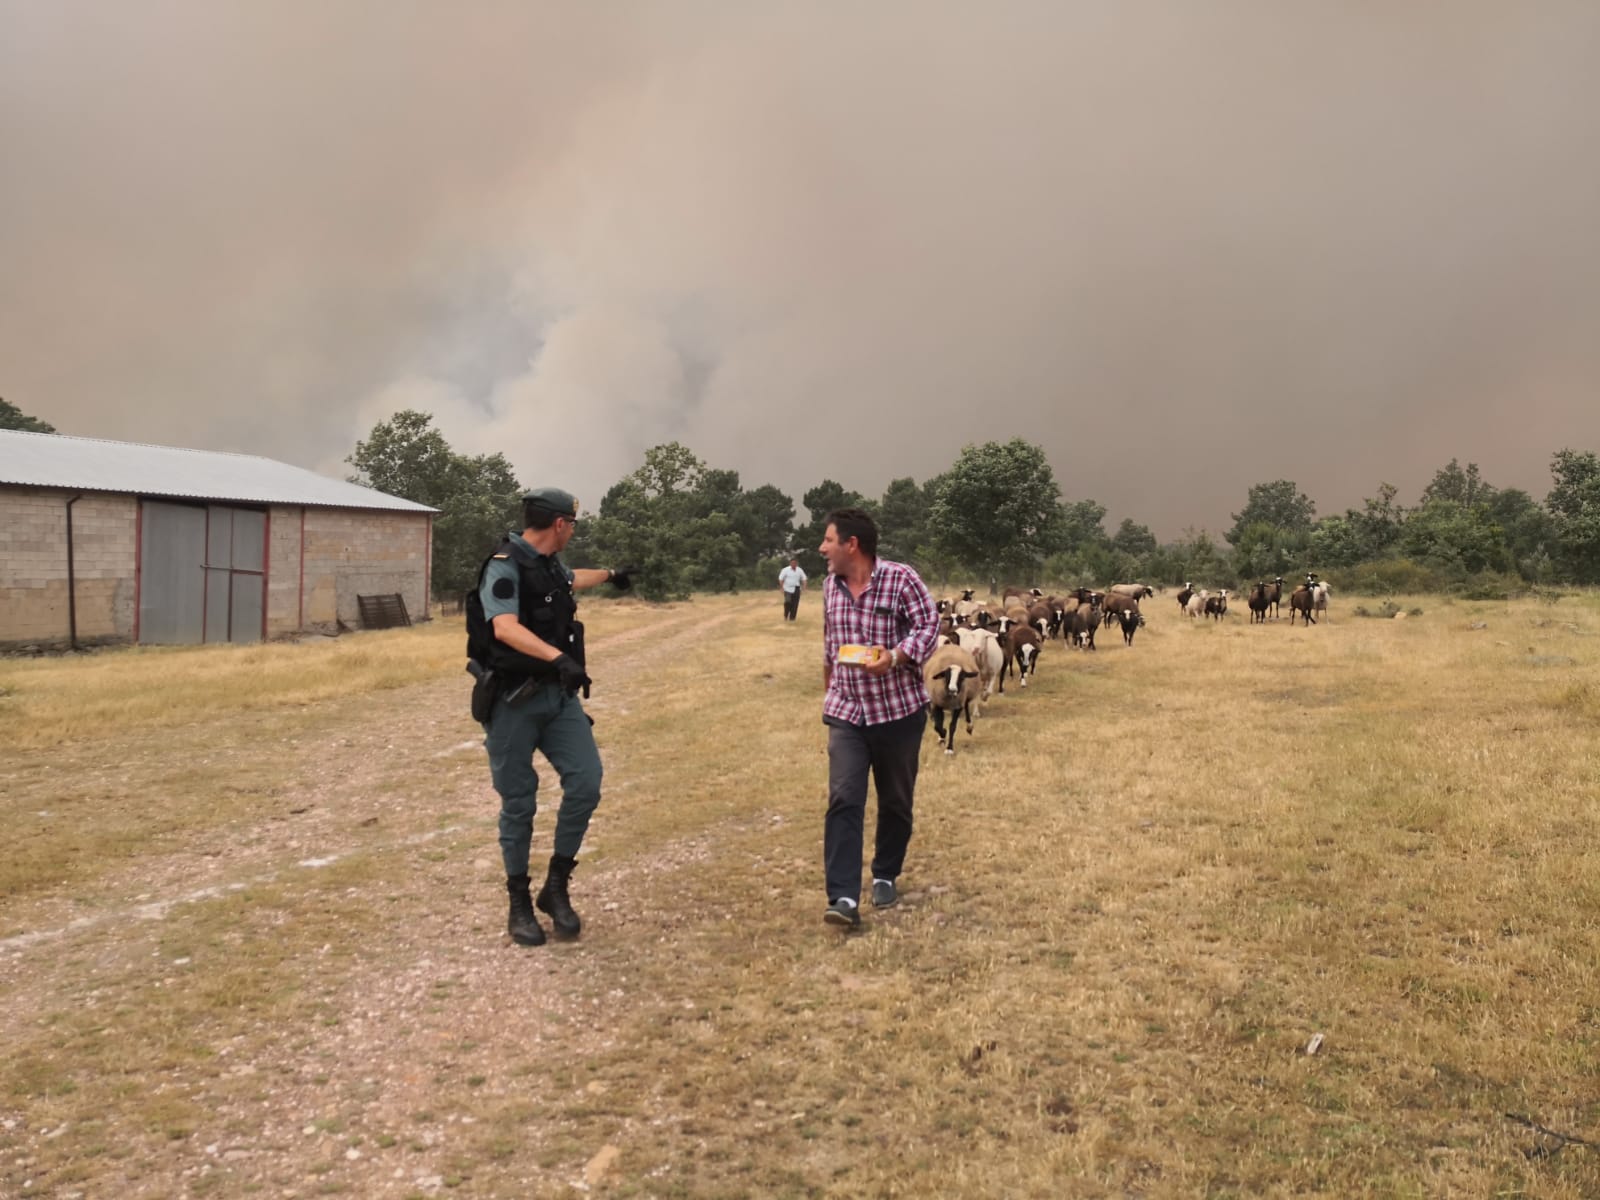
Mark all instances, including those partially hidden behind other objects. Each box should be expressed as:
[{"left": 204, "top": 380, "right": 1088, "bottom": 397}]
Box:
[
  {"left": 344, "top": 411, "right": 1600, "bottom": 603},
  {"left": 7, "top": 396, "right": 1594, "bottom": 601}
]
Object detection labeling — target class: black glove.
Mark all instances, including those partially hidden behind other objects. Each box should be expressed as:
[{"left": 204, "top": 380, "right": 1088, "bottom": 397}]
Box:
[
  {"left": 552, "top": 653, "right": 591, "bottom": 698},
  {"left": 609, "top": 564, "right": 639, "bottom": 591}
]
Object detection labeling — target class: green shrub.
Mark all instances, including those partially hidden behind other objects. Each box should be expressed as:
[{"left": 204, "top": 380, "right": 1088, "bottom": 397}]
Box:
[
  {"left": 1449, "top": 571, "right": 1525, "bottom": 601},
  {"left": 1341, "top": 558, "right": 1448, "bottom": 595}
]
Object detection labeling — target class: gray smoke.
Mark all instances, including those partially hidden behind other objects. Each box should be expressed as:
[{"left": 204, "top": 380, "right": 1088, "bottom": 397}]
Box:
[{"left": 3, "top": 1, "right": 1598, "bottom": 536}]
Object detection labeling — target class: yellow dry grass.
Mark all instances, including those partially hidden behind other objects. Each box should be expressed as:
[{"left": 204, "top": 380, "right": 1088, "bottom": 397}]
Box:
[{"left": 4, "top": 589, "right": 1600, "bottom": 1197}]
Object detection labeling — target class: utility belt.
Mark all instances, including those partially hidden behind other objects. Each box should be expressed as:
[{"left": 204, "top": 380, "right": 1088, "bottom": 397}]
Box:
[{"left": 467, "top": 619, "right": 588, "bottom": 723}]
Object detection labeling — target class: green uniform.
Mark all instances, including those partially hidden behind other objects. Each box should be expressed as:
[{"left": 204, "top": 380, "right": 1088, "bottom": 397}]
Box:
[{"left": 479, "top": 534, "right": 602, "bottom": 875}]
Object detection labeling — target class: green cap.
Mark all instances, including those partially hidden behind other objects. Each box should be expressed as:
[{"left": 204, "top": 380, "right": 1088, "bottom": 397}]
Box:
[{"left": 522, "top": 487, "right": 580, "bottom": 519}]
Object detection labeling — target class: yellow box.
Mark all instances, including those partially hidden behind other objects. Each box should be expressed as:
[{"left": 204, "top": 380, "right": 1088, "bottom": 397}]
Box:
[{"left": 836, "top": 644, "right": 881, "bottom": 665}]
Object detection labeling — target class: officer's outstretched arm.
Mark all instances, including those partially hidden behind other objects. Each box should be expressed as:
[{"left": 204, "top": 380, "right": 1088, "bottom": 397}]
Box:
[
  {"left": 490, "top": 613, "right": 561, "bottom": 662},
  {"left": 570, "top": 569, "right": 613, "bottom": 591}
]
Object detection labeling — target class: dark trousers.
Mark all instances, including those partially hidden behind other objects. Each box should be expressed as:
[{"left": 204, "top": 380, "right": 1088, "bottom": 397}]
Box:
[
  {"left": 824, "top": 708, "right": 926, "bottom": 903},
  {"left": 783, "top": 588, "right": 801, "bottom": 620},
  {"left": 484, "top": 683, "right": 602, "bottom": 874}
]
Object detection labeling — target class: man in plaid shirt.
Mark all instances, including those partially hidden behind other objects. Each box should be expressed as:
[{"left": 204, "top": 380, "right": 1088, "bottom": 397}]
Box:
[{"left": 817, "top": 507, "right": 941, "bottom": 928}]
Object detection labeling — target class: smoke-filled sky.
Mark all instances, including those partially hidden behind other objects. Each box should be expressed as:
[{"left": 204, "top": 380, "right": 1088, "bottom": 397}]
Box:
[{"left": 3, "top": 2, "right": 1598, "bottom": 538}]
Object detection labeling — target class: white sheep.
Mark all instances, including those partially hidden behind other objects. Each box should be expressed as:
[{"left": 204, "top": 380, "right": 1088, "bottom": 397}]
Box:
[{"left": 924, "top": 644, "right": 982, "bottom": 755}]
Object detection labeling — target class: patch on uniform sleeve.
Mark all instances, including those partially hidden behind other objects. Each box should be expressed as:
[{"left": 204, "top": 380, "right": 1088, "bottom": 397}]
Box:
[{"left": 492, "top": 578, "right": 516, "bottom": 600}]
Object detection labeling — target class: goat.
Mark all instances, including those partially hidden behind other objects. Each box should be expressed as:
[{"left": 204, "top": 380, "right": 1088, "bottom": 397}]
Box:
[{"left": 924, "top": 644, "right": 982, "bottom": 754}]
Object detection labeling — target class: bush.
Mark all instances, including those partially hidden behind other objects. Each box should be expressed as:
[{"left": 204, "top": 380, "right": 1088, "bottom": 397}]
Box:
[
  {"left": 1449, "top": 571, "right": 1526, "bottom": 601},
  {"left": 1340, "top": 558, "right": 1448, "bottom": 595},
  {"left": 1351, "top": 600, "right": 1426, "bottom": 619}
]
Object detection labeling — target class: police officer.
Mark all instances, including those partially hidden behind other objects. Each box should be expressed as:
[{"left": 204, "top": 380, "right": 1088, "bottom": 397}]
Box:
[{"left": 469, "top": 487, "right": 634, "bottom": 946}]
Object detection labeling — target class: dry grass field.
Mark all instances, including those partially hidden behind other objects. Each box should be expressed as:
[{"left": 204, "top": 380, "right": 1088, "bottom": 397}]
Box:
[{"left": 4, "top": 588, "right": 1600, "bottom": 1198}]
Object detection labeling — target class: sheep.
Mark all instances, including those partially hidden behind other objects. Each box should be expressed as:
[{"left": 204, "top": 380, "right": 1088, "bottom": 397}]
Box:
[
  {"left": 1025, "top": 601, "right": 1052, "bottom": 642},
  {"left": 1204, "top": 588, "right": 1229, "bottom": 621},
  {"left": 1004, "top": 623, "right": 1043, "bottom": 687},
  {"left": 924, "top": 644, "right": 982, "bottom": 754},
  {"left": 1247, "top": 581, "right": 1270, "bottom": 624},
  {"left": 1176, "top": 582, "right": 1195, "bottom": 612},
  {"left": 1184, "top": 588, "right": 1209, "bottom": 619},
  {"left": 1064, "top": 605, "right": 1098, "bottom": 650},
  {"left": 1108, "top": 583, "right": 1155, "bottom": 601},
  {"left": 956, "top": 626, "right": 1007, "bottom": 698},
  {"left": 1115, "top": 607, "right": 1144, "bottom": 646},
  {"left": 952, "top": 589, "right": 980, "bottom": 621},
  {"left": 1288, "top": 585, "right": 1316, "bottom": 625},
  {"left": 1312, "top": 581, "right": 1331, "bottom": 621},
  {"left": 1266, "top": 576, "right": 1285, "bottom": 620},
  {"left": 1101, "top": 592, "right": 1143, "bottom": 628}
]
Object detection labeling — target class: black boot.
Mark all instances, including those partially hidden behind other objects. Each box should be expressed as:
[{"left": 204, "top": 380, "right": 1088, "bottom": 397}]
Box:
[
  {"left": 535, "top": 853, "right": 581, "bottom": 939},
  {"left": 506, "top": 874, "right": 546, "bottom": 946}
]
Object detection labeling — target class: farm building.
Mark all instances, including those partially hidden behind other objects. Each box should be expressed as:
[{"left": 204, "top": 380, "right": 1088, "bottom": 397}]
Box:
[{"left": 0, "top": 429, "right": 435, "bottom": 649}]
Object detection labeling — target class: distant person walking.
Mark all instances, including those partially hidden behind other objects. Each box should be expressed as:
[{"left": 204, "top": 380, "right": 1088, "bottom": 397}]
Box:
[
  {"left": 779, "top": 556, "right": 808, "bottom": 621},
  {"left": 817, "top": 508, "right": 939, "bottom": 929}
]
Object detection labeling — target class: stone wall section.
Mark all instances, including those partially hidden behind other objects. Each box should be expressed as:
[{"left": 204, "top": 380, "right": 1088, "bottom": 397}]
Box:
[{"left": 0, "top": 486, "right": 138, "bottom": 646}]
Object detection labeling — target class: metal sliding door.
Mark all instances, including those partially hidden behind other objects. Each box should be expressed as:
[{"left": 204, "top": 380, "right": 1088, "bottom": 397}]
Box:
[
  {"left": 139, "top": 501, "right": 207, "bottom": 644},
  {"left": 204, "top": 505, "right": 265, "bottom": 644}
]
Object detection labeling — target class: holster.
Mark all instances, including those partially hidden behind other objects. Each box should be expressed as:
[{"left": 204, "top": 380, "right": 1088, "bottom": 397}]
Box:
[
  {"left": 568, "top": 621, "right": 591, "bottom": 698},
  {"left": 467, "top": 662, "right": 499, "bottom": 723}
]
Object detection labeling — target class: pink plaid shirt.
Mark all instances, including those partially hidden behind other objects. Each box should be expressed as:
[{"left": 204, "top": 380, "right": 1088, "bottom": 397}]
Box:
[{"left": 822, "top": 558, "right": 940, "bottom": 726}]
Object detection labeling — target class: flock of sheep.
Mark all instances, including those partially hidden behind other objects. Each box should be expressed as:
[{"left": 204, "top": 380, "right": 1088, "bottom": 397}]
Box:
[
  {"left": 920, "top": 574, "right": 1331, "bottom": 755},
  {"left": 1177, "top": 575, "right": 1332, "bottom": 626}
]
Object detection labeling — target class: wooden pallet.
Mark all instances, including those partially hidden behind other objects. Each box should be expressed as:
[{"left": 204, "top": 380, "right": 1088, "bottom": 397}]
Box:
[{"left": 357, "top": 592, "right": 411, "bottom": 630}]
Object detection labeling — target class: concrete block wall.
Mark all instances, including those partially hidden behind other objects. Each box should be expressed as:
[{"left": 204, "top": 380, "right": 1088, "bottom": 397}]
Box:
[
  {"left": 266, "top": 506, "right": 304, "bottom": 638},
  {"left": 300, "top": 509, "right": 430, "bottom": 630},
  {"left": 1, "top": 487, "right": 429, "bottom": 646},
  {"left": 0, "top": 486, "right": 138, "bottom": 646}
]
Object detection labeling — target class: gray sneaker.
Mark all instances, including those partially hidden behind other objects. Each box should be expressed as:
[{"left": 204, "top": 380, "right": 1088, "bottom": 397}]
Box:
[
  {"left": 823, "top": 899, "right": 861, "bottom": 929},
  {"left": 871, "top": 879, "right": 898, "bottom": 909}
]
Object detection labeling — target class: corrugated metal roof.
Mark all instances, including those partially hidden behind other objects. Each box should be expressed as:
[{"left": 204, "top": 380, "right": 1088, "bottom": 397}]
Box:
[{"left": 0, "top": 430, "right": 436, "bottom": 513}]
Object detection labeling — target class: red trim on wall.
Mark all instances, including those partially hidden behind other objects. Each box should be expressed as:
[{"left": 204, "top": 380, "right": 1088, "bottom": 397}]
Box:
[
  {"left": 201, "top": 506, "right": 210, "bottom": 643},
  {"left": 262, "top": 508, "right": 272, "bottom": 642},
  {"left": 134, "top": 500, "right": 143, "bottom": 643},
  {"left": 298, "top": 507, "right": 306, "bottom": 631},
  {"left": 423, "top": 513, "right": 432, "bottom": 619}
]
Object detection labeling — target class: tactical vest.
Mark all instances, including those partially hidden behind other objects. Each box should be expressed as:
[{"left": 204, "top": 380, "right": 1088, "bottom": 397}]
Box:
[{"left": 465, "top": 537, "right": 582, "bottom": 684}]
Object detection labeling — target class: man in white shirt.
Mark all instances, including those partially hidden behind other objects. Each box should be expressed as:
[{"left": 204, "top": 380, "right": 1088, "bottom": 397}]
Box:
[{"left": 778, "top": 557, "right": 808, "bottom": 621}]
